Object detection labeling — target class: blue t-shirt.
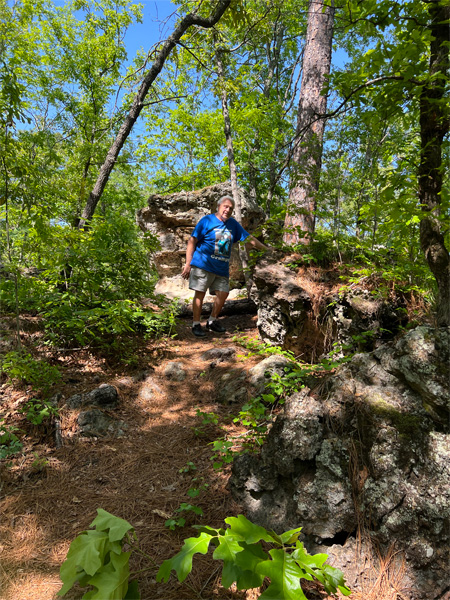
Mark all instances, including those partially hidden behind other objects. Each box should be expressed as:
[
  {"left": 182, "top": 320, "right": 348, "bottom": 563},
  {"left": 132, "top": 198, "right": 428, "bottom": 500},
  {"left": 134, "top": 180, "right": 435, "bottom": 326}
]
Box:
[{"left": 190, "top": 214, "right": 249, "bottom": 277}]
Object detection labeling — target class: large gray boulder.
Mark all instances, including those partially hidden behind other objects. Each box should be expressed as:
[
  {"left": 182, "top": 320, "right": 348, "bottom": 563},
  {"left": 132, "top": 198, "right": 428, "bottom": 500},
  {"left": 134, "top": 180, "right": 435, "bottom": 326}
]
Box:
[
  {"left": 230, "top": 326, "right": 450, "bottom": 600},
  {"left": 325, "top": 289, "right": 408, "bottom": 357},
  {"left": 136, "top": 182, "right": 265, "bottom": 281},
  {"left": 251, "top": 258, "right": 311, "bottom": 349},
  {"left": 248, "top": 355, "right": 293, "bottom": 396},
  {"left": 252, "top": 256, "right": 408, "bottom": 360},
  {"left": 66, "top": 384, "right": 119, "bottom": 409},
  {"left": 77, "top": 409, "right": 127, "bottom": 438}
]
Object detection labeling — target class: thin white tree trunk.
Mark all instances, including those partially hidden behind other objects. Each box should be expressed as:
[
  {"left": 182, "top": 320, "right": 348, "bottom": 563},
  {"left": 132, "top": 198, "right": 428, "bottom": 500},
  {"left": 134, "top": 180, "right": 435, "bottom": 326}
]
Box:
[{"left": 214, "top": 41, "right": 252, "bottom": 296}]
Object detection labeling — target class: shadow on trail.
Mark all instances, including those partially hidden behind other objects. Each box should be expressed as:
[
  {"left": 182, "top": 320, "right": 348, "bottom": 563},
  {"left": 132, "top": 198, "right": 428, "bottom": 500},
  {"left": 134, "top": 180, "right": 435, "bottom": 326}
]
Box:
[{"left": 0, "top": 313, "right": 261, "bottom": 600}]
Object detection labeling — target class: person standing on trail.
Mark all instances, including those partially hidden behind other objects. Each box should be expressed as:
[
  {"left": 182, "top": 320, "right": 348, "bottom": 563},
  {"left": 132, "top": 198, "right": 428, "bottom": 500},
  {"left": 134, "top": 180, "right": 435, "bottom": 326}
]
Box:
[{"left": 181, "top": 195, "right": 272, "bottom": 337}]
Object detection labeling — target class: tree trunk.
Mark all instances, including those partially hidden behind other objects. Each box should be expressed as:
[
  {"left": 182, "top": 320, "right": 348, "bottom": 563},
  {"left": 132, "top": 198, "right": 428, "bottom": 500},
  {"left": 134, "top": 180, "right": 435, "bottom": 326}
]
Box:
[
  {"left": 1, "top": 149, "right": 21, "bottom": 351},
  {"left": 215, "top": 41, "right": 253, "bottom": 296},
  {"left": 246, "top": 22, "right": 285, "bottom": 213},
  {"left": 283, "top": 0, "right": 334, "bottom": 245},
  {"left": 418, "top": 1, "right": 450, "bottom": 326},
  {"left": 78, "top": 0, "right": 231, "bottom": 229}
]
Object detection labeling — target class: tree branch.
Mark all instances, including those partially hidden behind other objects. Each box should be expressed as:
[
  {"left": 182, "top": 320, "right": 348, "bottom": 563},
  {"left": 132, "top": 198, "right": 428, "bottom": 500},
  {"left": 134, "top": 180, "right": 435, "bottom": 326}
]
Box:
[
  {"left": 141, "top": 94, "right": 187, "bottom": 108},
  {"left": 78, "top": 0, "right": 232, "bottom": 228},
  {"left": 176, "top": 41, "right": 216, "bottom": 73},
  {"left": 323, "top": 75, "right": 423, "bottom": 119}
]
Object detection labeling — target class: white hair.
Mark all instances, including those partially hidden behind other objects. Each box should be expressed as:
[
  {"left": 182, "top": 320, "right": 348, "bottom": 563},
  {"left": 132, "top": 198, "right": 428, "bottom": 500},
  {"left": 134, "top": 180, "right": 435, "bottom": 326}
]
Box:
[{"left": 217, "top": 195, "right": 235, "bottom": 209}]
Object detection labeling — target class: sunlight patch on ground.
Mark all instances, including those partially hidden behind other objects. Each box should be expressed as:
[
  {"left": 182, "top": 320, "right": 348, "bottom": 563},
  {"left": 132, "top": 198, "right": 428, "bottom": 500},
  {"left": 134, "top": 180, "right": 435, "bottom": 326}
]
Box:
[{"left": 1, "top": 569, "right": 62, "bottom": 600}]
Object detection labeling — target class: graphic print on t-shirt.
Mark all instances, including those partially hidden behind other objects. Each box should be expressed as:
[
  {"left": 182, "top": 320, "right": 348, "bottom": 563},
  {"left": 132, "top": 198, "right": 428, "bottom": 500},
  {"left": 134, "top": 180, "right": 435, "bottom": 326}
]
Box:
[
  {"left": 190, "top": 214, "right": 249, "bottom": 277},
  {"left": 214, "top": 229, "right": 232, "bottom": 259}
]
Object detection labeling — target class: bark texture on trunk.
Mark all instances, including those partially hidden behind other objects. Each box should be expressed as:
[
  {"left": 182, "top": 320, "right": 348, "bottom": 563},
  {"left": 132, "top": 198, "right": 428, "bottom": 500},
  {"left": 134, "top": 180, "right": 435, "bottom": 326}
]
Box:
[
  {"left": 78, "top": 0, "right": 231, "bottom": 228},
  {"left": 283, "top": 0, "right": 334, "bottom": 245},
  {"left": 419, "top": 1, "right": 450, "bottom": 326}
]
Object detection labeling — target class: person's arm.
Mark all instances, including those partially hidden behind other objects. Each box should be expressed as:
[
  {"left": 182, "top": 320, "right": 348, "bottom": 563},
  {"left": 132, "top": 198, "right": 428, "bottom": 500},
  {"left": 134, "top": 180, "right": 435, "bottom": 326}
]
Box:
[
  {"left": 181, "top": 236, "right": 197, "bottom": 279},
  {"left": 245, "top": 235, "right": 274, "bottom": 252}
]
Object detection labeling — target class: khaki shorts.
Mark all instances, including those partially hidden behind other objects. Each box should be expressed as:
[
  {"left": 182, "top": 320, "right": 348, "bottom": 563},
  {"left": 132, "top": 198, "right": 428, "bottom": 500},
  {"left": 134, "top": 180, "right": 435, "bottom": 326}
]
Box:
[{"left": 189, "top": 266, "right": 229, "bottom": 294}]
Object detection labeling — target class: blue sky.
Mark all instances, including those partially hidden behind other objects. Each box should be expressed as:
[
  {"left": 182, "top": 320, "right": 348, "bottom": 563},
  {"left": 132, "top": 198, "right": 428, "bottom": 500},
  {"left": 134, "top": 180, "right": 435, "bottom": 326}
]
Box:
[
  {"left": 123, "top": 1, "right": 348, "bottom": 80},
  {"left": 124, "top": 1, "right": 180, "bottom": 61},
  {"left": 49, "top": 0, "right": 181, "bottom": 62},
  {"left": 117, "top": 0, "right": 349, "bottom": 168}
]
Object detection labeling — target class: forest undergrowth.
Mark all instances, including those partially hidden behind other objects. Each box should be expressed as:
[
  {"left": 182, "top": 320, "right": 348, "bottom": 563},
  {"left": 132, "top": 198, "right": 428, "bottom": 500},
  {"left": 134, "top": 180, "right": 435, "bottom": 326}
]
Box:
[
  {"left": 0, "top": 258, "right": 431, "bottom": 600},
  {"left": 0, "top": 311, "right": 262, "bottom": 600},
  {"left": 1, "top": 0, "right": 447, "bottom": 595},
  {"left": 2, "top": 308, "right": 348, "bottom": 600}
]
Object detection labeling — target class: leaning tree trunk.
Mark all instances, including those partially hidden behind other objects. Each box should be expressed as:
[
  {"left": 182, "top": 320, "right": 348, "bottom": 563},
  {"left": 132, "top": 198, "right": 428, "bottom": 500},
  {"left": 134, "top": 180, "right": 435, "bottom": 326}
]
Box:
[
  {"left": 214, "top": 41, "right": 253, "bottom": 295},
  {"left": 283, "top": 0, "right": 334, "bottom": 246},
  {"left": 77, "top": 0, "right": 231, "bottom": 229},
  {"left": 418, "top": 0, "right": 450, "bottom": 327}
]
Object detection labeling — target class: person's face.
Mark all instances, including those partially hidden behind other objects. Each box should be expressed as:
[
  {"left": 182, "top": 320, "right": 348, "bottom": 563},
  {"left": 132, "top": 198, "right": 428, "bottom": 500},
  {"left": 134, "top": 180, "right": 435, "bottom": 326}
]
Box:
[{"left": 217, "top": 199, "right": 234, "bottom": 221}]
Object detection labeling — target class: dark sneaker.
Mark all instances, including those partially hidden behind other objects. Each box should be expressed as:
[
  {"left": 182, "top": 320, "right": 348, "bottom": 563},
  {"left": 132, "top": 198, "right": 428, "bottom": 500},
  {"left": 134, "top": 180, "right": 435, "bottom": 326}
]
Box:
[
  {"left": 192, "top": 323, "right": 206, "bottom": 337},
  {"left": 206, "top": 320, "right": 226, "bottom": 333}
]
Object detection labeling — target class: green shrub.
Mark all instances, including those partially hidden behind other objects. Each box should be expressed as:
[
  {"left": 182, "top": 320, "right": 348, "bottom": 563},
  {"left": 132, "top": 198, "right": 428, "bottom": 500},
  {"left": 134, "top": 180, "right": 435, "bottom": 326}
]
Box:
[
  {"left": 1, "top": 351, "right": 61, "bottom": 394},
  {"left": 0, "top": 422, "right": 23, "bottom": 460},
  {"left": 0, "top": 274, "right": 48, "bottom": 313},
  {"left": 1, "top": 213, "right": 174, "bottom": 351},
  {"left": 19, "top": 398, "right": 59, "bottom": 425},
  {"left": 158, "top": 514, "right": 351, "bottom": 599},
  {"left": 36, "top": 214, "right": 159, "bottom": 305},
  {"left": 42, "top": 298, "right": 178, "bottom": 351},
  {"left": 58, "top": 509, "right": 351, "bottom": 600}
]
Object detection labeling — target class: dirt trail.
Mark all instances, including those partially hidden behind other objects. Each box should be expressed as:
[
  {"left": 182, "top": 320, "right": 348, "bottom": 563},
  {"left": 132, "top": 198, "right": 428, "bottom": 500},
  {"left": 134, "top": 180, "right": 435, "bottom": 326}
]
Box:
[{"left": 0, "top": 313, "right": 264, "bottom": 600}]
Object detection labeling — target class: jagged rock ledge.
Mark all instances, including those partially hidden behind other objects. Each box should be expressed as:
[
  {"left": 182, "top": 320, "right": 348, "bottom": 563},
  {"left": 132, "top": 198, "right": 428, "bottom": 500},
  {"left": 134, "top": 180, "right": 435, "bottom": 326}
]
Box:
[{"left": 230, "top": 325, "right": 450, "bottom": 600}]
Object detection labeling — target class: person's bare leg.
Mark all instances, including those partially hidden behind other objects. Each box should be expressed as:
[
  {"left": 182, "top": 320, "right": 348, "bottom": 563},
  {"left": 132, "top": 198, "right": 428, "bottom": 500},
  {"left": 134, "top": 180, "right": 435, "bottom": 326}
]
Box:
[
  {"left": 211, "top": 290, "right": 229, "bottom": 318},
  {"left": 193, "top": 291, "right": 206, "bottom": 322}
]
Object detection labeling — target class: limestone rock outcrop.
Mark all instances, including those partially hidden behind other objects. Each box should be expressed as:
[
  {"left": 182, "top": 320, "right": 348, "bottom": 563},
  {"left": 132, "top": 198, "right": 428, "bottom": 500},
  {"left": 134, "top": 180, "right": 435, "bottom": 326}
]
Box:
[
  {"left": 230, "top": 325, "right": 450, "bottom": 600},
  {"left": 252, "top": 256, "right": 408, "bottom": 360},
  {"left": 77, "top": 409, "right": 127, "bottom": 438},
  {"left": 66, "top": 384, "right": 119, "bottom": 410},
  {"left": 251, "top": 258, "right": 311, "bottom": 349},
  {"left": 136, "top": 182, "right": 265, "bottom": 281},
  {"left": 248, "top": 355, "right": 293, "bottom": 396}
]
